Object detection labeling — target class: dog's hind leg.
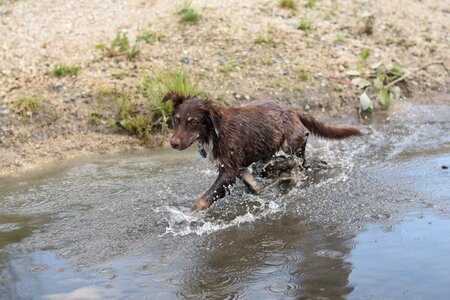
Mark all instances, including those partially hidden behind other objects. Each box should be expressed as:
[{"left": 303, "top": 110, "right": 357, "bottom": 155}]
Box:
[
  {"left": 295, "top": 132, "right": 309, "bottom": 167},
  {"left": 239, "top": 168, "right": 261, "bottom": 194}
]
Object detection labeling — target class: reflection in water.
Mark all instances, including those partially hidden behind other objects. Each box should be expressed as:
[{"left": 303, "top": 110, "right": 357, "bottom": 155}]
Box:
[{"left": 176, "top": 217, "right": 355, "bottom": 299}]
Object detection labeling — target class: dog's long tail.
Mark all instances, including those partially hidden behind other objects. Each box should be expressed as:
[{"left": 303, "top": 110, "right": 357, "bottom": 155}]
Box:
[{"left": 297, "top": 112, "right": 363, "bottom": 139}]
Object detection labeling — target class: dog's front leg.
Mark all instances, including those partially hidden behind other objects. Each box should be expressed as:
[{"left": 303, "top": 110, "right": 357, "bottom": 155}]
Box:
[
  {"left": 239, "top": 168, "right": 260, "bottom": 194},
  {"left": 193, "top": 171, "right": 237, "bottom": 210}
]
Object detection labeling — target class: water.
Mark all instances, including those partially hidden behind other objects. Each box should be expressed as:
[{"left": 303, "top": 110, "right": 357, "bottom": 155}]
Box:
[{"left": 0, "top": 101, "right": 449, "bottom": 299}]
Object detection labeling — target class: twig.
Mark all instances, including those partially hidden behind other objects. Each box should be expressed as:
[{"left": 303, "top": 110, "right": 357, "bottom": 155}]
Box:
[{"left": 385, "top": 61, "right": 450, "bottom": 88}]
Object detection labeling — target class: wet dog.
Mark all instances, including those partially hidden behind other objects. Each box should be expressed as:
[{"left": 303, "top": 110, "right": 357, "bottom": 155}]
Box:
[{"left": 163, "top": 92, "right": 362, "bottom": 210}]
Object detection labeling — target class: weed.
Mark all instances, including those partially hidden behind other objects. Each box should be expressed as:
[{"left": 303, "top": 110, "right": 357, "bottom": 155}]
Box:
[
  {"left": 140, "top": 69, "right": 200, "bottom": 132},
  {"left": 218, "top": 60, "right": 238, "bottom": 73},
  {"left": 298, "top": 17, "right": 313, "bottom": 31},
  {"left": 387, "top": 63, "right": 404, "bottom": 81},
  {"left": 358, "top": 15, "right": 375, "bottom": 35},
  {"left": 112, "top": 72, "right": 127, "bottom": 80},
  {"left": 296, "top": 66, "right": 310, "bottom": 81},
  {"left": 96, "top": 32, "right": 140, "bottom": 60},
  {"left": 360, "top": 49, "right": 370, "bottom": 61},
  {"left": 307, "top": 0, "right": 315, "bottom": 8},
  {"left": 89, "top": 111, "right": 102, "bottom": 125},
  {"left": 127, "top": 45, "right": 140, "bottom": 60},
  {"left": 50, "top": 64, "right": 80, "bottom": 77},
  {"left": 335, "top": 34, "right": 346, "bottom": 44},
  {"left": 279, "top": 0, "right": 296, "bottom": 9},
  {"left": 255, "top": 34, "right": 275, "bottom": 46},
  {"left": 15, "top": 95, "right": 42, "bottom": 116},
  {"left": 323, "top": 4, "right": 338, "bottom": 20},
  {"left": 179, "top": 1, "right": 200, "bottom": 23},
  {"left": 136, "top": 29, "right": 165, "bottom": 44},
  {"left": 263, "top": 56, "right": 274, "bottom": 66}
]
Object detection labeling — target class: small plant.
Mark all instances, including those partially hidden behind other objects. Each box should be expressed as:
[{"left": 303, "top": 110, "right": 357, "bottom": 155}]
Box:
[
  {"left": 296, "top": 66, "right": 310, "bottom": 81},
  {"left": 15, "top": 96, "right": 42, "bottom": 116},
  {"left": 360, "top": 49, "right": 371, "bottom": 61},
  {"left": 323, "top": 4, "right": 338, "bottom": 20},
  {"left": 279, "top": 0, "right": 296, "bottom": 9},
  {"left": 255, "top": 34, "right": 275, "bottom": 46},
  {"left": 307, "top": 0, "right": 315, "bottom": 8},
  {"left": 358, "top": 15, "right": 375, "bottom": 35},
  {"left": 96, "top": 32, "right": 140, "bottom": 60},
  {"left": 112, "top": 72, "right": 127, "bottom": 80},
  {"left": 89, "top": 111, "right": 102, "bottom": 125},
  {"left": 179, "top": 1, "right": 200, "bottom": 23},
  {"left": 218, "top": 60, "right": 238, "bottom": 73},
  {"left": 127, "top": 45, "right": 140, "bottom": 60},
  {"left": 136, "top": 29, "right": 165, "bottom": 44},
  {"left": 335, "top": 34, "right": 346, "bottom": 44},
  {"left": 263, "top": 56, "right": 274, "bottom": 66},
  {"left": 50, "top": 64, "right": 80, "bottom": 77},
  {"left": 298, "top": 17, "right": 313, "bottom": 31},
  {"left": 387, "top": 63, "right": 404, "bottom": 82}
]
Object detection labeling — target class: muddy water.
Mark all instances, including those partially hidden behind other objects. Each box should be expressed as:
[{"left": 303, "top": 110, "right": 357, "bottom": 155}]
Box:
[{"left": 1, "top": 101, "right": 449, "bottom": 299}]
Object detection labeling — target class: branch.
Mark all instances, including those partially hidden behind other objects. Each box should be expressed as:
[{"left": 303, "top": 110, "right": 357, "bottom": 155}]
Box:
[{"left": 385, "top": 61, "right": 450, "bottom": 89}]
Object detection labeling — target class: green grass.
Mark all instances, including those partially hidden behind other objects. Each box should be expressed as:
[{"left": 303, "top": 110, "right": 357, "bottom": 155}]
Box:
[
  {"left": 112, "top": 72, "right": 127, "bottom": 80},
  {"left": 96, "top": 32, "right": 140, "bottom": 60},
  {"left": 387, "top": 63, "right": 404, "bottom": 81},
  {"left": 279, "top": 0, "right": 296, "bottom": 9},
  {"left": 218, "top": 60, "right": 238, "bottom": 73},
  {"left": 335, "top": 34, "right": 346, "bottom": 43},
  {"left": 15, "top": 96, "right": 42, "bottom": 116},
  {"left": 360, "top": 49, "right": 370, "bottom": 61},
  {"left": 296, "top": 66, "right": 310, "bottom": 81},
  {"left": 179, "top": 1, "right": 200, "bottom": 23},
  {"left": 136, "top": 29, "right": 165, "bottom": 44},
  {"left": 307, "top": 0, "right": 315, "bottom": 8},
  {"left": 255, "top": 34, "right": 275, "bottom": 46},
  {"left": 50, "top": 64, "right": 80, "bottom": 77},
  {"left": 298, "top": 17, "right": 313, "bottom": 31}
]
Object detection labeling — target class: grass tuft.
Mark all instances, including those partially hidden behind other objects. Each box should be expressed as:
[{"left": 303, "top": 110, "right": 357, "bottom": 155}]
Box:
[
  {"left": 279, "top": 0, "right": 296, "bottom": 9},
  {"left": 298, "top": 17, "right": 313, "bottom": 31},
  {"left": 50, "top": 64, "right": 80, "bottom": 77},
  {"left": 15, "top": 96, "right": 42, "bottom": 116},
  {"left": 179, "top": 1, "right": 200, "bottom": 23},
  {"left": 136, "top": 29, "right": 165, "bottom": 44}
]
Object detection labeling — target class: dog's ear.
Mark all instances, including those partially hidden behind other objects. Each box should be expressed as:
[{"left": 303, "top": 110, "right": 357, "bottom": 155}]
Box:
[
  {"left": 205, "top": 107, "right": 222, "bottom": 143},
  {"left": 162, "top": 91, "right": 188, "bottom": 107}
]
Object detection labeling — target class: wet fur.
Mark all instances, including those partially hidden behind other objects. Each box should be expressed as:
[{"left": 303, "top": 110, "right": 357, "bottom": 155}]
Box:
[{"left": 163, "top": 92, "right": 363, "bottom": 210}]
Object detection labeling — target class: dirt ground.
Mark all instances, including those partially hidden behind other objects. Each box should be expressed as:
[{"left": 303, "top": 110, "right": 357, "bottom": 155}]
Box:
[{"left": 0, "top": 0, "right": 449, "bottom": 177}]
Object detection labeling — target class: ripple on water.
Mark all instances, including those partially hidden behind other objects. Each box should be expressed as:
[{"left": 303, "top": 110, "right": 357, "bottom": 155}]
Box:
[{"left": 267, "top": 282, "right": 300, "bottom": 296}]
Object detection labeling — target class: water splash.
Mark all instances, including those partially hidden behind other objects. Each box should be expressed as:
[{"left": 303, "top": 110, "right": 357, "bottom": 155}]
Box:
[{"left": 156, "top": 199, "right": 282, "bottom": 237}]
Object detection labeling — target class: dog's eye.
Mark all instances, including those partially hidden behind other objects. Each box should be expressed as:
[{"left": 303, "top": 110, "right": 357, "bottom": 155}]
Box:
[{"left": 189, "top": 119, "right": 198, "bottom": 125}]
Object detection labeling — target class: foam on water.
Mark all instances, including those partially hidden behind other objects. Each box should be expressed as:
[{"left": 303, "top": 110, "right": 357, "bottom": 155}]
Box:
[{"left": 156, "top": 198, "right": 282, "bottom": 236}]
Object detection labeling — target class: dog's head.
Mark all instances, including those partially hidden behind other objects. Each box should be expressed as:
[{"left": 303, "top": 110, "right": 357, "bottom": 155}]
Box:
[{"left": 163, "top": 92, "right": 221, "bottom": 150}]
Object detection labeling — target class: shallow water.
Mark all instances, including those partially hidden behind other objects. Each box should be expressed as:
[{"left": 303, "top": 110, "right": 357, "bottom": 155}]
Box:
[{"left": 0, "top": 101, "right": 449, "bottom": 299}]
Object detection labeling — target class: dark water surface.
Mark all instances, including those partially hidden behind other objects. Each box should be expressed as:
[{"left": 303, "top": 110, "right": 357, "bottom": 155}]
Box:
[{"left": 1, "top": 102, "right": 449, "bottom": 299}]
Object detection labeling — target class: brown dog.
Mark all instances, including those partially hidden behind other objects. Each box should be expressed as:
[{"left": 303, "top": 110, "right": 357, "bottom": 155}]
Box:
[{"left": 163, "top": 92, "right": 362, "bottom": 210}]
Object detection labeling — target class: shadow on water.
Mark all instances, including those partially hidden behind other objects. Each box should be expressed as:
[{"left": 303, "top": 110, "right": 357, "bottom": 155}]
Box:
[{"left": 0, "top": 100, "right": 449, "bottom": 299}]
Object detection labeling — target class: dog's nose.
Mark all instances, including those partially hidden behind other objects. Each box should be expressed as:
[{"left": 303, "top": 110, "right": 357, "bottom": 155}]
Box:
[{"left": 170, "top": 138, "right": 181, "bottom": 149}]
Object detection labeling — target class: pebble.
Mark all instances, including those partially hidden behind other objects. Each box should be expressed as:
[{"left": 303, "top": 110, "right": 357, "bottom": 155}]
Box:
[
  {"left": 304, "top": 104, "right": 311, "bottom": 111},
  {"left": 180, "top": 56, "right": 192, "bottom": 64},
  {"left": 54, "top": 82, "right": 64, "bottom": 91},
  {"left": 235, "top": 93, "right": 241, "bottom": 99},
  {"left": 0, "top": 108, "right": 8, "bottom": 115},
  {"left": 217, "top": 56, "right": 226, "bottom": 65},
  {"left": 244, "top": 95, "right": 250, "bottom": 100},
  {"left": 63, "top": 98, "right": 73, "bottom": 104}
]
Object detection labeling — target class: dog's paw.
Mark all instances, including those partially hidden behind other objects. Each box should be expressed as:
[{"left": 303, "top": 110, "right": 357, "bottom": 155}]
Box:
[{"left": 191, "top": 198, "right": 212, "bottom": 211}]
